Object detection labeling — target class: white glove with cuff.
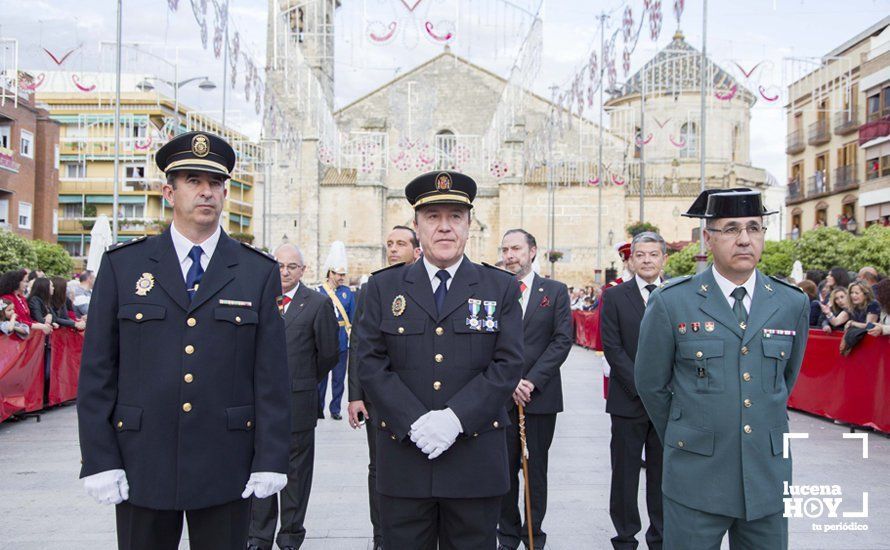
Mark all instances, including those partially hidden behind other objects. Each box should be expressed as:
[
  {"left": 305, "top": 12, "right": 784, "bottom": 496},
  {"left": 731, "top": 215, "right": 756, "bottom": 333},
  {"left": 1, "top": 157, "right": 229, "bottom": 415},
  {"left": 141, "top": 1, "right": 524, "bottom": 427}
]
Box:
[
  {"left": 83, "top": 469, "right": 129, "bottom": 505},
  {"left": 410, "top": 408, "right": 463, "bottom": 460},
  {"left": 241, "top": 472, "right": 287, "bottom": 499}
]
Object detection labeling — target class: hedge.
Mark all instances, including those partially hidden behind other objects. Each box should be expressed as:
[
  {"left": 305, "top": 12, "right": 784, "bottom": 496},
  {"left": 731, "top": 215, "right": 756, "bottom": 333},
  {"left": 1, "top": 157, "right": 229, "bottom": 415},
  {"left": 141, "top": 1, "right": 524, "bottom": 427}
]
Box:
[{"left": 0, "top": 230, "right": 76, "bottom": 277}]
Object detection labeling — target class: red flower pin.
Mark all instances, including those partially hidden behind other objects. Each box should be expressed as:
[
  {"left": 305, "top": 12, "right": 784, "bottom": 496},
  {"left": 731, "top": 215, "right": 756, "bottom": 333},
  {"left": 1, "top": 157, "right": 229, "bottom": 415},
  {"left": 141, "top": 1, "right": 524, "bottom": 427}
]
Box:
[{"left": 540, "top": 296, "right": 551, "bottom": 308}]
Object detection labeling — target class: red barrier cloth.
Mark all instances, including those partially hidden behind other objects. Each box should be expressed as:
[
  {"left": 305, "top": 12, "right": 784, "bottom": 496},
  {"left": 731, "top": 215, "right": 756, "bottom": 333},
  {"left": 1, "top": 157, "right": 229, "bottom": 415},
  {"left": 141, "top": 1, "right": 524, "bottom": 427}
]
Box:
[
  {"left": 573, "top": 310, "right": 599, "bottom": 349},
  {"left": 49, "top": 328, "right": 84, "bottom": 406},
  {"left": 788, "top": 329, "right": 890, "bottom": 433},
  {"left": 0, "top": 333, "right": 45, "bottom": 422}
]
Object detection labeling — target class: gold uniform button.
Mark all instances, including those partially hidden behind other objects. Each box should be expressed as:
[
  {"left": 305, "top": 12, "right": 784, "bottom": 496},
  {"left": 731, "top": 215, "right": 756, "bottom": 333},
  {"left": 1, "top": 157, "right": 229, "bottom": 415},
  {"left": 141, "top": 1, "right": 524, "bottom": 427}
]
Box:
[
  {"left": 744, "top": 398, "right": 752, "bottom": 408},
  {"left": 235, "top": 316, "right": 242, "bottom": 323},
  {"left": 743, "top": 372, "right": 752, "bottom": 382},
  {"left": 398, "top": 327, "right": 405, "bottom": 334},
  {"left": 391, "top": 434, "right": 397, "bottom": 440},
  {"left": 246, "top": 421, "right": 252, "bottom": 428},
  {"left": 473, "top": 432, "right": 479, "bottom": 437},
  {"left": 435, "top": 354, "right": 444, "bottom": 363},
  {"left": 116, "top": 421, "right": 123, "bottom": 429},
  {"left": 380, "top": 421, "right": 386, "bottom": 428},
  {"left": 187, "top": 317, "right": 197, "bottom": 327},
  {"left": 780, "top": 351, "right": 786, "bottom": 357},
  {"left": 744, "top": 425, "right": 752, "bottom": 434},
  {"left": 182, "top": 403, "right": 192, "bottom": 412},
  {"left": 185, "top": 345, "right": 195, "bottom": 355},
  {"left": 741, "top": 346, "right": 749, "bottom": 355},
  {"left": 135, "top": 313, "right": 143, "bottom": 320},
  {"left": 492, "top": 421, "right": 500, "bottom": 428},
  {"left": 433, "top": 381, "right": 442, "bottom": 391},
  {"left": 436, "top": 327, "right": 444, "bottom": 336},
  {"left": 695, "top": 351, "right": 703, "bottom": 359},
  {"left": 677, "top": 440, "right": 685, "bottom": 448},
  {"left": 184, "top": 373, "right": 194, "bottom": 383}
]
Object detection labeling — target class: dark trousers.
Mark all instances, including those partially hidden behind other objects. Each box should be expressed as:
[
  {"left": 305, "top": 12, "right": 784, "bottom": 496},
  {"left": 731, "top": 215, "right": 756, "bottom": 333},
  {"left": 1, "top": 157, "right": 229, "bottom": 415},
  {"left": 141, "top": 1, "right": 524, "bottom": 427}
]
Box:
[
  {"left": 498, "top": 409, "right": 557, "bottom": 549},
  {"left": 663, "top": 495, "right": 787, "bottom": 550},
  {"left": 318, "top": 350, "right": 347, "bottom": 415},
  {"left": 248, "top": 429, "right": 315, "bottom": 549},
  {"left": 380, "top": 494, "right": 501, "bottom": 550},
  {"left": 364, "top": 411, "right": 383, "bottom": 545},
  {"left": 609, "top": 414, "right": 663, "bottom": 550},
  {"left": 115, "top": 498, "right": 250, "bottom": 550}
]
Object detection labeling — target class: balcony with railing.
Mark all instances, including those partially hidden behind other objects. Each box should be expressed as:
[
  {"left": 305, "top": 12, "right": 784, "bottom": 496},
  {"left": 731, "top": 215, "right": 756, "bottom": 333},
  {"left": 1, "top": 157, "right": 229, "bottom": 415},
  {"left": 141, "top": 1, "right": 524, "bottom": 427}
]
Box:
[
  {"left": 807, "top": 173, "right": 830, "bottom": 197},
  {"left": 859, "top": 115, "right": 890, "bottom": 145},
  {"left": 59, "top": 177, "right": 163, "bottom": 194},
  {"left": 58, "top": 217, "right": 163, "bottom": 234},
  {"left": 833, "top": 110, "right": 859, "bottom": 135},
  {"left": 833, "top": 165, "right": 858, "bottom": 191},
  {"left": 227, "top": 200, "right": 253, "bottom": 217},
  {"left": 808, "top": 120, "right": 830, "bottom": 146},
  {"left": 786, "top": 130, "right": 805, "bottom": 155},
  {"left": 786, "top": 178, "right": 803, "bottom": 202}
]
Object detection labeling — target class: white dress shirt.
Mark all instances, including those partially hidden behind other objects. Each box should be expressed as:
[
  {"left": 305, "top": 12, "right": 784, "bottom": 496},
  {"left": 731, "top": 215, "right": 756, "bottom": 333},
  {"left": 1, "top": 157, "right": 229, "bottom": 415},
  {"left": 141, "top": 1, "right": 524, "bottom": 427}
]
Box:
[
  {"left": 423, "top": 256, "right": 463, "bottom": 293},
  {"left": 170, "top": 222, "right": 221, "bottom": 282},
  {"left": 519, "top": 270, "right": 535, "bottom": 317},
  {"left": 635, "top": 274, "right": 663, "bottom": 305},
  {"left": 711, "top": 265, "right": 755, "bottom": 314},
  {"left": 281, "top": 283, "right": 300, "bottom": 315}
]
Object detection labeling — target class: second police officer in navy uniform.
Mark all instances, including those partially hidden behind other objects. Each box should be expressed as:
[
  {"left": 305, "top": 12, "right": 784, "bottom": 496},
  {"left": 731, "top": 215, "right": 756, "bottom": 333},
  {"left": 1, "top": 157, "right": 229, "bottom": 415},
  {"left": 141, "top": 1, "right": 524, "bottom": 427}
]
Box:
[
  {"left": 77, "top": 131, "right": 290, "bottom": 550},
  {"left": 355, "top": 170, "right": 524, "bottom": 549}
]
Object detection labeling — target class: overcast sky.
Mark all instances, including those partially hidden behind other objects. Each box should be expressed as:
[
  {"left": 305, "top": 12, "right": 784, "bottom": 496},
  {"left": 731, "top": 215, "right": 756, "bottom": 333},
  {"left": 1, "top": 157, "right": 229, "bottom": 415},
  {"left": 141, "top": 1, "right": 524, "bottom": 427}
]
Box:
[{"left": 4, "top": 0, "right": 889, "bottom": 182}]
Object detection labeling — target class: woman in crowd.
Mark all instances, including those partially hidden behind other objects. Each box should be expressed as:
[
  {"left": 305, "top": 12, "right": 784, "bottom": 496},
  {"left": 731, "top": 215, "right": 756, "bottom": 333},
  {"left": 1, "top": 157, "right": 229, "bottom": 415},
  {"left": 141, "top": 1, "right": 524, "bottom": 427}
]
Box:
[
  {"left": 820, "top": 287, "right": 850, "bottom": 333},
  {"left": 797, "top": 279, "right": 822, "bottom": 326},
  {"left": 27, "top": 278, "right": 58, "bottom": 333},
  {"left": 50, "top": 277, "right": 86, "bottom": 331},
  {"left": 818, "top": 267, "right": 852, "bottom": 305},
  {"left": 0, "top": 269, "right": 52, "bottom": 335},
  {"left": 866, "top": 279, "right": 890, "bottom": 338},
  {"left": 0, "top": 298, "right": 30, "bottom": 339}
]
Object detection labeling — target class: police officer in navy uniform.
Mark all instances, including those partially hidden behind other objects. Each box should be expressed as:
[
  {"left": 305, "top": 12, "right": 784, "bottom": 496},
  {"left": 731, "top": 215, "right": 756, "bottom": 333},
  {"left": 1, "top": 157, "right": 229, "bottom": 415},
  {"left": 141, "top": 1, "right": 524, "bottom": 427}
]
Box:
[
  {"left": 77, "top": 131, "right": 290, "bottom": 550},
  {"left": 635, "top": 189, "right": 810, "bottom": 550},
  {"left": 355, "top": 170, "right": 524, "bottom": 549}
]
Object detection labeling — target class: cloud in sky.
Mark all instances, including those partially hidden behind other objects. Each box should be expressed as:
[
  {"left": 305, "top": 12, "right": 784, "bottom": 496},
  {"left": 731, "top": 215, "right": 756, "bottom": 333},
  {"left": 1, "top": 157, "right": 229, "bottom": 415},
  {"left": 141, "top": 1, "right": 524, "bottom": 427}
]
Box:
[{"left": 4, "top": 0, "right": 889, "bottom": 183}]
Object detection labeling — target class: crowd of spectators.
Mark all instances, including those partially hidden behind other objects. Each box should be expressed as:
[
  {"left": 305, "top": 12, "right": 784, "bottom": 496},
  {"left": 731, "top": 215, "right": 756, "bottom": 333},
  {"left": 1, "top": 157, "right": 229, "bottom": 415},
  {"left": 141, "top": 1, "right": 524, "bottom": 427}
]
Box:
[{"left": 569, "top": 284, "right": 602, "bottom": 311}]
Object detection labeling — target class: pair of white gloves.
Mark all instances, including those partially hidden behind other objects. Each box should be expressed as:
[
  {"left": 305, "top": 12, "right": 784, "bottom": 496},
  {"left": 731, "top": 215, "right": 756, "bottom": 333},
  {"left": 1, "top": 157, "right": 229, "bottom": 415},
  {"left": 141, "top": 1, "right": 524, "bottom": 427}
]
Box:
[
  {"left": 409, "top": 408, "right": 463, "bottom": 460},
  {"left": 83, "top": 469, "right": 287, "bottom": 505}
]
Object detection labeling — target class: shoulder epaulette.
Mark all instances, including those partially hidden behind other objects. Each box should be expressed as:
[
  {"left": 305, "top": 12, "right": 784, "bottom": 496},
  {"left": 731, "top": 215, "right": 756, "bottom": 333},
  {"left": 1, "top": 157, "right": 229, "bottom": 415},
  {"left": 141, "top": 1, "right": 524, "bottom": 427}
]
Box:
[
  {"left": 239, "top": 241, "right": 275, "bottom": 261},
  {"left": 769, "top": 275, "right": 804, "bottom": 293},
  {"left": 371, "top": 262, "right": 405, "bottom": 276},
  {"left": 106, "top": 235, "right": 147, "bottom": 252},
  {"left": 658, "top": 274, "right": 693, "bottom": 290},
  {"left": 482, "top": 262, "right": 514, "bottom": 276}
]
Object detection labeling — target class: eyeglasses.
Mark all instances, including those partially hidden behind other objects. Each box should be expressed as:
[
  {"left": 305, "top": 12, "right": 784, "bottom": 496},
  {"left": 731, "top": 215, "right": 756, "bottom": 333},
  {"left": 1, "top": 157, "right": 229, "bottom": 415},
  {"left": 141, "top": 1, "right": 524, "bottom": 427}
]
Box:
[
  {"left": 278, "top": 263, "right": 304, "bottom": 272},
  {"left": 706, "top": 224, "right": 767, "bottom": 238}
]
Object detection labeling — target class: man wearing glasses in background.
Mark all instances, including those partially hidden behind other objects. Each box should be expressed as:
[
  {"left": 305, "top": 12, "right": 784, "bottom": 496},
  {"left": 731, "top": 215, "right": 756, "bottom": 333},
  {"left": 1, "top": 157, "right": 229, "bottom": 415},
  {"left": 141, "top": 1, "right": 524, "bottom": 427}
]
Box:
[{"left": 635, "top": 189, "right": 809, "bottom": 550}]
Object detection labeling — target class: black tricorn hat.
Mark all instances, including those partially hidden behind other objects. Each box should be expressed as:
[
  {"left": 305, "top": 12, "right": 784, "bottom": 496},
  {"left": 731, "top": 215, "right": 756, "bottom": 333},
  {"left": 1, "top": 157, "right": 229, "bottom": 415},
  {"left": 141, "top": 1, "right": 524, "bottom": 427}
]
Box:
[
  {"left": 405, "top": 170, "right": 477, "bottom": 210},
  {"left": 155, "top": 131, "right": 236, "bottom": 179},
  {"left": 683, "top": 188, "right": 777, "bottom": 219}
]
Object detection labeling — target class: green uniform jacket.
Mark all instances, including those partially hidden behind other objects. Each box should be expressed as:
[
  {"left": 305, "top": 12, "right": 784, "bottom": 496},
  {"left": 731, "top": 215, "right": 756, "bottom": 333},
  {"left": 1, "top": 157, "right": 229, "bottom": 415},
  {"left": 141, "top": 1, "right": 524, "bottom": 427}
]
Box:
[{"left": 635, "top": 267, "right": 809, "bottom": 521}]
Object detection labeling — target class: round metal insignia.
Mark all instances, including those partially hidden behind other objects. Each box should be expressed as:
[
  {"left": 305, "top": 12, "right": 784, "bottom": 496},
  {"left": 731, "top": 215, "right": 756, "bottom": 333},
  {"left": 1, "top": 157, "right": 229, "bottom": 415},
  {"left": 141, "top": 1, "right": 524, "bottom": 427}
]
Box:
[
  {"left": 391, "top": 295, "right": 407, "bottom": 317},
  {"left": 485, "top": 319, "right": 495, "bottom": 329},
  {"left": 191, "top": 134, "right": 210, "bottom": 158}
]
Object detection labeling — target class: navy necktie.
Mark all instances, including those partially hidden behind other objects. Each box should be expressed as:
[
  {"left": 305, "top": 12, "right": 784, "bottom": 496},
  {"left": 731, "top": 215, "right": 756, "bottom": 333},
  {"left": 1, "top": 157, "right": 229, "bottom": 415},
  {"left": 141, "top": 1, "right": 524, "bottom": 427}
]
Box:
[
  {"left": 434, "top": 270, "right": 450, "bottom": 317},
  {"left": 185, "top": 246, "right": 204, "bottom": 301}
]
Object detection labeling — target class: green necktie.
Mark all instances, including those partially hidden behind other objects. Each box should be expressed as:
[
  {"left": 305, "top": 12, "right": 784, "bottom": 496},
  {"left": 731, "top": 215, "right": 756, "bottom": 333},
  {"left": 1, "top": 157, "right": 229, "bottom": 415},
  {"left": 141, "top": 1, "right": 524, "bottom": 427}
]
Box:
[{"left": 731, "top": 286, "right": 748, "bottom": 326}]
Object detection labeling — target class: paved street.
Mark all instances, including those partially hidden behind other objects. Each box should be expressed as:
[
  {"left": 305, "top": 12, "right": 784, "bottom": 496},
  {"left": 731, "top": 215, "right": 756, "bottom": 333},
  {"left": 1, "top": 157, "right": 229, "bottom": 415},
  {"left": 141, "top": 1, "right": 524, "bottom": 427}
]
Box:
[{"left": 1, "top": 345, "right": 889, "bottom": 549}]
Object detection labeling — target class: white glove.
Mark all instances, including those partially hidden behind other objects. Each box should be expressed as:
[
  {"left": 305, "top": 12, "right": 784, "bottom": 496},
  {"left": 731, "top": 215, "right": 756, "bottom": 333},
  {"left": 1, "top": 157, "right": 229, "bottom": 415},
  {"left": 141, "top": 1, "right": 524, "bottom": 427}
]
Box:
[
  {"left": 83, "top": 469, "right": 129, "bottom": 505},
  {"left": 241, "top": 472, "right": 287, "bottom": 499},
  {"left": 410, "top": 408, "right": 463, "bottom": 460}
]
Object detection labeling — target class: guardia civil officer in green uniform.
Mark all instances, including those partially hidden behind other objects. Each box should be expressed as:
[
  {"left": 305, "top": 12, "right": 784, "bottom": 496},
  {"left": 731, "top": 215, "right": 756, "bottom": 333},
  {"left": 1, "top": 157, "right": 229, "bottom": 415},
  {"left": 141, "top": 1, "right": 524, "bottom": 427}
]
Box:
[
  {"left": 635, "top": 189, "right": 809, "bottom": 550},
  {"left": 77, "top": 131, "right": 290, "bottom": 550},
  {"left": 355, "top": 170, "right": 524, "bottom": 549}
]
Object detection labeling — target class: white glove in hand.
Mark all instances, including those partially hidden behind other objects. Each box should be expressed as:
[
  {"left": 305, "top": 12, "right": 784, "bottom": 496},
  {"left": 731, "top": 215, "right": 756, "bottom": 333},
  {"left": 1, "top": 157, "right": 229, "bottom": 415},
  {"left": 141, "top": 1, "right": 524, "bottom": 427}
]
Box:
[
  {"left": 409, "top": 408, "right": 463, "bottom": 460},
  {"left": 83, "top": 469, "right": 129, "bottom": 505},
  {"left": 241, "top": 472, "right": 287, "bottom": 499}
]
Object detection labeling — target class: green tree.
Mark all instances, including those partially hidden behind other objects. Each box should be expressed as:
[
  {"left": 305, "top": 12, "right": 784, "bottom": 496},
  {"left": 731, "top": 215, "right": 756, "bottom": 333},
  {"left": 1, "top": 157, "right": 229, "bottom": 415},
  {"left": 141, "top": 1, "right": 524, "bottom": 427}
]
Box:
[
  {"left": 795, "top": 227, "right": 857, "bottom": 271},
  {"left": 0, "top": 230, "right": 39, "bottom": 272},
  {"left": 626, "top": 221, "right": 660, "bottom": 237},
  {"left": 31, "top": 240, "right": 76, "bottom": 277},
  {"left": 664, "top": 242, "right": 710, "bottom": 277},
  {"left": 844, "top": 224, "right": 890, "bottom": 273},
  {"left": 759, "top": 239, "right": 796, "bottom": 277}
]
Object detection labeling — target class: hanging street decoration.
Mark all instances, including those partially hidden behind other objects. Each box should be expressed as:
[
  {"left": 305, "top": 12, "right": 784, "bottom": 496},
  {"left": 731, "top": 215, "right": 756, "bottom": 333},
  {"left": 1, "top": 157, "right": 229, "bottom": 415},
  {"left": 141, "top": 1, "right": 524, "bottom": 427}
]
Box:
[{"left": 363, "top": 0, "right": 456, "bottom": 49}]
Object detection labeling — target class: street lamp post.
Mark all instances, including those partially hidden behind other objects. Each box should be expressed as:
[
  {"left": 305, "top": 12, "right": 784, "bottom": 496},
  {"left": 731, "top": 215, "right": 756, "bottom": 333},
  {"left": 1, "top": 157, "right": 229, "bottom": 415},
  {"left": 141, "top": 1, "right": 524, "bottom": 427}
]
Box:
[{"left": 136, "top": 75, "right": 216, "bottom": 132}]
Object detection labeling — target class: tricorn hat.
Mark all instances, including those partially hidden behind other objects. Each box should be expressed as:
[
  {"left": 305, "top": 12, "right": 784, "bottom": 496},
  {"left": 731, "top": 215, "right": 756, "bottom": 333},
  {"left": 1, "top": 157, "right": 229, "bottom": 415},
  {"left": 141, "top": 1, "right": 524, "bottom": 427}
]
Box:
[{"left": 683, "top": 188, "right": 777, "bottom": 219}]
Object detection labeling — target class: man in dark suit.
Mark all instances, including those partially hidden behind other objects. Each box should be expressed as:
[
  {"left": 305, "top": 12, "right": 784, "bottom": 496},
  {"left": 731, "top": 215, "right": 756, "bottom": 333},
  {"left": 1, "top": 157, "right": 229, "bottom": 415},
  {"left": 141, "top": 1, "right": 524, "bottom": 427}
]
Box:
[
  {"left": 347, "top": 225, "right": 421, "bottom": 550},
  {"left": 77, "top": 131, "right": 290, "bottom": 550},
  {"left": 248, "top": 243, "right": 339, "bottom": 550},
  {"left": 601, "top": 231, "right": 668, "bottom": 550},
  {"left": 497, "top": 229, "right": 573, "bottom": 550},
  {"left": 355, "top": 170, "right": 523, "bottom": 549}
]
